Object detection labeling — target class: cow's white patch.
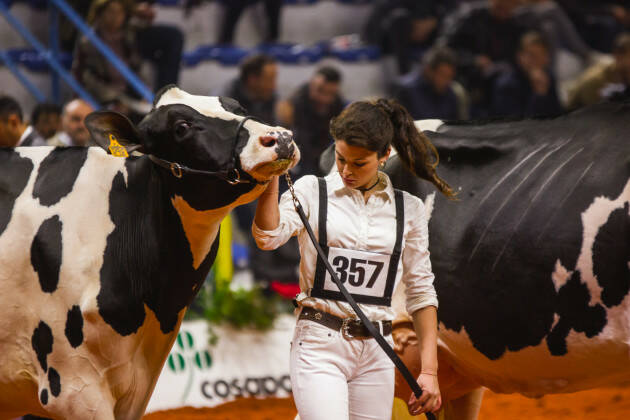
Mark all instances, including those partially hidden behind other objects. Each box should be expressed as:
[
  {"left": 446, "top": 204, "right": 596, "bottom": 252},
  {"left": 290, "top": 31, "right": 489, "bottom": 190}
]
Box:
[
  {"left": 576, "top": 179, "right": 630, "bottom": 306},
  {"left": 171, "top": 185, "right": 267, "bottom": 269},
  {"left": 414, "top": 119, "right": 445, "bottom": 133},
  {"left": 551, "top": 260, "right": 572, "bottom": 293}
]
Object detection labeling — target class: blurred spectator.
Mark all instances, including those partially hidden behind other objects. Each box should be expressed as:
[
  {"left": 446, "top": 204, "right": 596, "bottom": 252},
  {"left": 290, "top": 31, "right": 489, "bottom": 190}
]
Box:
[
  {"left": 132, "top": 1, "right": 184, "bottom": 90},
  {"left": 556, "top": 0, "right": 630, "bottom": 52},
  {"left": 516, "top": 0, "right": 594, "bottom": 64},
  {"left": 47, "top": 100, "right": 96, "bottom": 147},
  {"left": 31, "top": 103, "right": 62, "bottom": 140},
  {"left": 218, "top": 0, "right": 283, "bottom": 44},
  {"left": 72, "top": 0, "right": 147, "bottom": 118},
  {"left": 0, "top": 96, "right": 46, "bottom": 147},
  {"left": 63, "top": 0, "right": 183, "bottom": 90},
  {"left": 438, "top": 0, "right": 530, "bottom": 116},
  {"left": 223, "top": 54, "right": 278, "bottom": 125},
  {"left": 492, "top": 31, "right": 563, "bottom": 117},
  {"left": 392, "top": 46, "right": 468, "bottom": 120},
  {"left": 363, "top": 0, "right": 445, "bottom": 76},
  {"left": 276, "top": 66, "right": 345, "bottom": 176},
  {"left": 568, "top": 32, "right": 630, "bottom": 109}
]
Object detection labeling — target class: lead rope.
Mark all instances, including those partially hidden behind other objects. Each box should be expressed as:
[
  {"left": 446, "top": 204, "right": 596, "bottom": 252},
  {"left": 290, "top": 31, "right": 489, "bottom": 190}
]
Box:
[{"left": 284, "top": 173, "right": 437, "bottom": 420}]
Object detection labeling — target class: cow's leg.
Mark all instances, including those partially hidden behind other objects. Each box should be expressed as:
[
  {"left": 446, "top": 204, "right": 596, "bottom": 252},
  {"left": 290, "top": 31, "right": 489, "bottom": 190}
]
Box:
[{"left": 441, "top": 387, "right": 485, "bottom": 420}]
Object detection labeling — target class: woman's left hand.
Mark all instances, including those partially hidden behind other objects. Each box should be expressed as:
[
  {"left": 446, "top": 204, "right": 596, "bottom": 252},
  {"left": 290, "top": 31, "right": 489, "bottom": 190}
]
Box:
[{"left": 407, "top": 373, "right": 442, "bottom": 416}]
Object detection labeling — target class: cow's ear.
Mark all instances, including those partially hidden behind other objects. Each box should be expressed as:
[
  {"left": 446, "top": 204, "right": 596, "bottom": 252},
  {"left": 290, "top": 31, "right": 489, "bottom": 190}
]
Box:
[{"left": 85, "top": 111, "right": 145, "bottom": 156}]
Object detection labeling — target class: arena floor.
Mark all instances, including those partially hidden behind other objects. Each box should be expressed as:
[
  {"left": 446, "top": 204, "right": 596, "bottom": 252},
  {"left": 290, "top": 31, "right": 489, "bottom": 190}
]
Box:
[{"left": 143, "top": 385, "right": 630, "bottom": 420}]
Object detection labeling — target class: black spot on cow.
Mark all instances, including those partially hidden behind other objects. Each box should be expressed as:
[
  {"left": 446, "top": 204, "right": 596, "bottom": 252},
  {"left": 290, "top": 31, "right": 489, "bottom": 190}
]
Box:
[
  {"left": 593, "top": 202, "right": 630, "bottom": 308},
  {"left": 0, "top": 150, "right": 33, "bottom": 237},
  {"left": 48, "top": 367, "right": 61, "bottom": 397},
  {"left": 274, "top": 131, "right": 296, "bottom": 160},
  {"left": 372, "top": 104, "right": 630, "bottom": 360},
  {"left": 65, "top": 305, "right": 84, "bottom": 348},
  {"left": 98, "top": 158, "right": 225, "bottom": 336},
  {"left": 97, "top": 171, "right": 148, "bottom": 336},
  {"left": 40, "top": 389, "right": 48, "bottom": 405},
  {"left": 546, "top": 271, "right": 607, "bottom": 355},
  {"left": 32, "top": 148, "right": 88, "bottom": 206},
  {"left": 31, "top": 321, "right": 53, "bottom": 372},
  {"left": 31, "top": 216, "right": 63, "bottom": 293}
]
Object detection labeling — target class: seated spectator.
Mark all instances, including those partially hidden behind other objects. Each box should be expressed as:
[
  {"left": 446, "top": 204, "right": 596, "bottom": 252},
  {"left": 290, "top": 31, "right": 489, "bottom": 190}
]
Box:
[
  {"left": 276, "top": 66, "right": 345, "bottom": 177},
  {"left": 363, "top": 0, "right": 445, "bottom": 76},
  {"left": 47, "top": 99, "right": 95, "bottom": 147},
  {"left": 72, "top": 0, "right": 147, "bottom": 118},
  {"left": 62, "top": 0, "right": 183, "bottom": 90},
  {"left": 516, "top": 0, "right": 594, "bottom": 65},
  {"left": 438, "top": 0, "right": 531, "bottom": 116},
  {"left": 556, "top": 0, "right": 630, "bottom": 52},
  {"left": 568, "top": 32, "right": 630, "bottom": 109},
  {"left": 31, "top": 103, "right": 62, "bottom": 140},
  {"left": 492, "top": 31, "right": 563, "bottom": 117},
  {"left": 0, "top": 96, "right": 46, "bottom": 147},
  {"left": 222, "top": 54, "right": 278, "bottom": 125},
  {"left": 392, "top": 46, "right": 467, "bottom": 121},
  {"left": 218, "top": 0, "right": 283, "bottom": 44}
]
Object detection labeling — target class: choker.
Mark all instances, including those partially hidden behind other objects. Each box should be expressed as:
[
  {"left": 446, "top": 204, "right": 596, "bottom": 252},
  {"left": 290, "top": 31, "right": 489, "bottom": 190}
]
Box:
[{"left": 356, "top": 177, "right": 380, "bottom": 192}]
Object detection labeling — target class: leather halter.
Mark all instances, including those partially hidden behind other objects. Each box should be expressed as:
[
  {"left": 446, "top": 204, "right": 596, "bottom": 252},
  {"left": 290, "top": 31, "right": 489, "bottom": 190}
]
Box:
[{"left": 149, "top": 116, "right": 264, "bottom": 185}]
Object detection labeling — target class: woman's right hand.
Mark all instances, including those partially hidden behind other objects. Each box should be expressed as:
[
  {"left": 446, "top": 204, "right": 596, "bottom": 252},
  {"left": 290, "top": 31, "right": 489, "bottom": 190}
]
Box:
[{"left": 407, "top": 373, "right": 442, "bottom": 416}]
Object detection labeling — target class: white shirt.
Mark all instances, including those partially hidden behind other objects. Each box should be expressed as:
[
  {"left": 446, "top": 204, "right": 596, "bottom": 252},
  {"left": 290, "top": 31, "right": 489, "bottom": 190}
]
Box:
[{"left": 252, "top": 171, "right": 438, "bottom": 321}]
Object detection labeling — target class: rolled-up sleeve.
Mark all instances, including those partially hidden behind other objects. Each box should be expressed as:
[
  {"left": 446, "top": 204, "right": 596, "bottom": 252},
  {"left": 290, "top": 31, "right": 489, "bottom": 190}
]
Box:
[
  {"left": 252, "top": 175, "right": 317, "bottom": 250},
  {"left": 401, "top": 195, "right": 438, "bottom": 315}
]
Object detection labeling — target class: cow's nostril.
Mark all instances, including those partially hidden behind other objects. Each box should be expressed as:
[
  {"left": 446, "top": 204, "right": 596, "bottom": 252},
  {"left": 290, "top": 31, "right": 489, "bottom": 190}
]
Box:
[{"left": 260, "top": 136, "right": 277, "bottom": 147}]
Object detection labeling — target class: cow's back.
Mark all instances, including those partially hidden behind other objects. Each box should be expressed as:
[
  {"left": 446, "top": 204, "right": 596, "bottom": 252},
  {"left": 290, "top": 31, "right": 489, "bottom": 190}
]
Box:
[{"left": 394, "top": 103, "right": 630, "bottom": 394}]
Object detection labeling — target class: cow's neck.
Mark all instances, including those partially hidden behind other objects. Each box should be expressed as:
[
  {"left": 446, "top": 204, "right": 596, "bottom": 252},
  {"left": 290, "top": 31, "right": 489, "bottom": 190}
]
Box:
[{"left": 169, "top": 184, "right": 266, "bottom": 269}]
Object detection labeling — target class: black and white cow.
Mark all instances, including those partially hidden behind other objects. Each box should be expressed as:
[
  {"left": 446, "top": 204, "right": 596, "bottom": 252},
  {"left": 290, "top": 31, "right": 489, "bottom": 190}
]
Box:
[
  {"left": 321, "top": 100, "right": 630, "bottom": 419},
  {"left": 0, "top": 86, "right": 299, "bottom": 420}
]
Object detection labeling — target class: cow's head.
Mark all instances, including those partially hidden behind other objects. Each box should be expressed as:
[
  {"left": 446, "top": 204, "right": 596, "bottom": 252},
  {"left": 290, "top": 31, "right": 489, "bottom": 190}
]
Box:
[{"left": 85, "top": 86, "right": 300, "bottom": 198}]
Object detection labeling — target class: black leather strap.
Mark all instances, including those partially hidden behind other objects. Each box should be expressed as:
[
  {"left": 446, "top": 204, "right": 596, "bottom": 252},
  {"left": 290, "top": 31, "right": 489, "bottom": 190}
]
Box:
[{"left": 298, "top": 307, "right": 392, "bottom": 338}]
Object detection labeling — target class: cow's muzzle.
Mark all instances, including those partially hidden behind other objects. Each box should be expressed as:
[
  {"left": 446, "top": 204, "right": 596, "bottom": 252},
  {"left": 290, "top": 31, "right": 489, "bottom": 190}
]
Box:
[{"left": 260, "top": 130, "right": 296, "bottom": 160}]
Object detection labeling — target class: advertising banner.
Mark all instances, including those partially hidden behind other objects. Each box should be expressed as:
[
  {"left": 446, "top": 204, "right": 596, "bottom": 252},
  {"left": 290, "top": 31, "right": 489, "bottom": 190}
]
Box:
[{"left": 146, "top": 314, "right": 295, "bottom": 412}]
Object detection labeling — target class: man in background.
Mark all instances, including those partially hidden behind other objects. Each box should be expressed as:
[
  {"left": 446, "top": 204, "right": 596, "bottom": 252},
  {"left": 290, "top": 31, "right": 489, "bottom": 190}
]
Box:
[
  {"left": 0, "top": 95, "right": 46, "bottom": 147},
  {"left": 223, "top": 53, "right": 278, "bottom": 124},
  {"left": 48, "top": 99, "right": 95, "bottom": 147},
  {"left": 276, "top": 66, "right": 345, "bottom": 176},
  {"left": 393, "top": 46, "right": 465, "bottom": 120},
  {"left": 31, "top": 103, "right": 62, "bottom": 140}
]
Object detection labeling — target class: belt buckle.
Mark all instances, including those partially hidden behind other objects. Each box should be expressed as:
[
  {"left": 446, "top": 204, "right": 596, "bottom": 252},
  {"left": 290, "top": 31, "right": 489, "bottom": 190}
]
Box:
[{"left": 341, "top": 318, "right": 355, "bottom": 340}]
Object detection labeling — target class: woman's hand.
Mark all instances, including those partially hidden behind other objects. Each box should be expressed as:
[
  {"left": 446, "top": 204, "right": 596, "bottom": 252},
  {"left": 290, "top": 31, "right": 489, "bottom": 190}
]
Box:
[
  {"left": 407, "top": 372, "right": 441, "bottom": 416},
  {"left": 254, "top": 176, "right": 280, "bottom": 231}
]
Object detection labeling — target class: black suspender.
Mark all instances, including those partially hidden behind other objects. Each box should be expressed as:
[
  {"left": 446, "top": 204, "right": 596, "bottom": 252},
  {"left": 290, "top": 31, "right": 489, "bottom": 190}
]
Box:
[
  {"left": 310, "top": 177, "right": 405, "bottom": 306},
  {"left": 312, "top": 177, "right": 329, "bottom": 291}
]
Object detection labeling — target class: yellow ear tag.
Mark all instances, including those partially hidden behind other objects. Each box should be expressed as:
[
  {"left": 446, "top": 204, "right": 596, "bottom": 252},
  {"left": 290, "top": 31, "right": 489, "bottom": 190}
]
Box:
[{"left": 108, "top": 134, "right": 129, "bottom": 158}]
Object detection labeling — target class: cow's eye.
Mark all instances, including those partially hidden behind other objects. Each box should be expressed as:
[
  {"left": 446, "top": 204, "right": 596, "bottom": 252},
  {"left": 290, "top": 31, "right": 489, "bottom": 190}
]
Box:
[{"left": 175, "top": 121, "right": 191, "bottom": 137}]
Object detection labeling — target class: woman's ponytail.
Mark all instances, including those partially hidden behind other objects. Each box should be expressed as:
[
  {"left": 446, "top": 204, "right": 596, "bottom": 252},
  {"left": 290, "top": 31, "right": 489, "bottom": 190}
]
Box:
[{"left": 375, "top": 99, "right": 456, "bottom": 199}]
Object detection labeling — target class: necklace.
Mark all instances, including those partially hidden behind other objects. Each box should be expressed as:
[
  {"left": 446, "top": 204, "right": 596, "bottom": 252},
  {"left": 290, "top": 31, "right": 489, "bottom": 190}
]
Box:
[{"left": 356, "top": 176, "right": 380, "bottom": 192}]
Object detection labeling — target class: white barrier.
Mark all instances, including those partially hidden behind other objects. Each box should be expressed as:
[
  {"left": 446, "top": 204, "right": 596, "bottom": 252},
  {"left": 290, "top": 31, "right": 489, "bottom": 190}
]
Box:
[{"left": 146, "top": 314, "right": 296, "bottom": 412}]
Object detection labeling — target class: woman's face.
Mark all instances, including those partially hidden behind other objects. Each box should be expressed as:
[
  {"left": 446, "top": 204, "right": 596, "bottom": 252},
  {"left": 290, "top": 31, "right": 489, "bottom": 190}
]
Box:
[
  {"left": 100, "top": 1, "right": 126, "bottom": 32},
  {"left": 335, "top": 140, "right": 388, "bottom": 190}
]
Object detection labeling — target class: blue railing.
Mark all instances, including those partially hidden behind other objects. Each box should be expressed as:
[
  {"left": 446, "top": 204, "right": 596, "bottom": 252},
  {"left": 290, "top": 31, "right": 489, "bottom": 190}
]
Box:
[{"left": 0, "top": 0, "right": 154, "bottom": 107}]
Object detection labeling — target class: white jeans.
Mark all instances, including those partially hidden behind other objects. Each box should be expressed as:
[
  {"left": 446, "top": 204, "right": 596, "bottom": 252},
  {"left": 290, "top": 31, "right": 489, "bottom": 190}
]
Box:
[{"left": 290, "top": 319, "right": 395, "bottom": 420}]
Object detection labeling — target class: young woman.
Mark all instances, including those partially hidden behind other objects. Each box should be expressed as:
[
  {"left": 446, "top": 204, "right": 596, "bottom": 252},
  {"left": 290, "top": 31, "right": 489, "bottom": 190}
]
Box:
[{"left": 253, "top": 98, "right": 454, "bottom": 419}]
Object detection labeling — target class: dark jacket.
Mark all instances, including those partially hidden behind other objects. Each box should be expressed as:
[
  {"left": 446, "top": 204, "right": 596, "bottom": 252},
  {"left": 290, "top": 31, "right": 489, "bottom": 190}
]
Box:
[
  {"left": 224, "top": 78, "right": 277, "bottom": 126},
  {"left": 289, "top": 83, "right": 344, "bottom": 176},
  {"left": 393, "top": 72, "right": 460, "bottom": 120},
  {"left": 492, "top": 68, "right": 563, "bottom": 118}
]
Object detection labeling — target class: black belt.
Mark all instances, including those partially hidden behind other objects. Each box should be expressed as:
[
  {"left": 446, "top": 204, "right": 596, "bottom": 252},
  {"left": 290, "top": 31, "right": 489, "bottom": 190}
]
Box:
[{"left": 299, "top": 308, "right": 392, "bottom": 339}]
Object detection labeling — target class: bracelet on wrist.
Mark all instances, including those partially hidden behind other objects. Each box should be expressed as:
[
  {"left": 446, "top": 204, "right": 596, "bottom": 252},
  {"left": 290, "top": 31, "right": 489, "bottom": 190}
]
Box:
[{"left": 420, "top": 371, "right": 438, "bottom": 376}]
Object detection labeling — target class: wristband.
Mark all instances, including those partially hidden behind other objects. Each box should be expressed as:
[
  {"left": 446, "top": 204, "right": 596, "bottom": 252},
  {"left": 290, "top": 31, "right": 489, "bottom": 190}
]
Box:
[{"left": 420, "top": 371, "right": 438, "bottom": 376}]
